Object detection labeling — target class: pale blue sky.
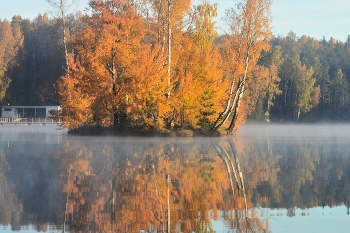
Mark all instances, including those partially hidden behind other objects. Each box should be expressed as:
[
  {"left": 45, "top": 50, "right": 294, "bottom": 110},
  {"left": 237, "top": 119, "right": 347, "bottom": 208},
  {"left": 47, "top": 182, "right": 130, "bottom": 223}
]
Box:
[{"left": 0, "top": 0, "right": 349, "bottom": 41}]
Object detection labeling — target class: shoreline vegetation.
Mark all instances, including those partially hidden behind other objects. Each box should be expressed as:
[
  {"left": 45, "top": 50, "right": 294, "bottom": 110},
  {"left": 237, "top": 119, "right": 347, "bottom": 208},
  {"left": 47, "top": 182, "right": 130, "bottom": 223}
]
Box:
[{"left": 67, "top": 125, "right": 223, "bottom": 137}]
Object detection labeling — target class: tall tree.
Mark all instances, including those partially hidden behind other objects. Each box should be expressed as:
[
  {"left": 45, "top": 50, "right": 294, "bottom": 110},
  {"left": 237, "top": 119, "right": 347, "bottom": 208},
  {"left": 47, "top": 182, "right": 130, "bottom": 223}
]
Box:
[
  {"left": 147, "top": 0, "right": 192, "bottom": 98},
  {"left": 212, "top": 0, "right": 272, "bottom": 133},
  {"left": 4, "top": 15, "right": 68, "bottom": 105},
  {"left": 46, "top": 0, "right": 78, "bottom": 69},
  {"left": 249, "top": 45, "right": 283, "bottom": 121},
  {"left": 272, "top": 48, "right": 318, "bottom": 121},
  {"left": 0, "top": 19, "right": 22, "bottom": 103},
  {"left": 167, "top": 1, "right": 225, "bottom": 133},
  {"left": 331, "top": 69, "right": 349, "bottom": 114},
  {"left": 295, "top": 64, "right": 315, "bottom": 120}
]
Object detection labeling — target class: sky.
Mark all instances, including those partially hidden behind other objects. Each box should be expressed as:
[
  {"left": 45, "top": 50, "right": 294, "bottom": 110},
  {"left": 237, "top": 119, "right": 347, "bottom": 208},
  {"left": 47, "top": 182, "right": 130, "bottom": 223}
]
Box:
[{"left": 0, "top": 0, "right": 350, "bottom": 42}]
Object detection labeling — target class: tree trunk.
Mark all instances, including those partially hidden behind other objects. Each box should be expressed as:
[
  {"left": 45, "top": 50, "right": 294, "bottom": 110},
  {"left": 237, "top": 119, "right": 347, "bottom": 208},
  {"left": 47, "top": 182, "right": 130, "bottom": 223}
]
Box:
[
  {"left": 167, "top": 174, "right": 171, "bottom": 233},
  {"left": 227, "top": 84, "right": 245, "bottom": 132},
  {"left": 61, "top": 0, "right": 69, "bottom": 69},
  {"left": 166, "top": 0, "right": 171, "bottom": 98},
  {"left": 212, "top": 80, "right": 236, "bottom": 130},
  {"left": 46, "top": 0, "right": 75, "bottom": 69},
  {"left": 227, "top": 55, "right": 250, "bottom": 133},
  {"left": 229, "top": 141, "right": 248, "bottom": 217}
]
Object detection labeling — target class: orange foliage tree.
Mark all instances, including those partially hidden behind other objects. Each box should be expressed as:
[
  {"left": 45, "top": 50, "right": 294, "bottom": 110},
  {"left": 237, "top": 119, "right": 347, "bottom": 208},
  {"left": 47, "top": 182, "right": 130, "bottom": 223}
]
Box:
[
  {"left": 58, "top": 0, "right": 169, "bottom": 130},
  {"left": 169, "top": 1, "right": 226, "bottom": 133}
]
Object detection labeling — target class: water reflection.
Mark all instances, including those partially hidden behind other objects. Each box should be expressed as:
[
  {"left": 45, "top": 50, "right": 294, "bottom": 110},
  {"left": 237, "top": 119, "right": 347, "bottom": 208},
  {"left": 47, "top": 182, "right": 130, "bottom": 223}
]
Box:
[
  {"left": 57, "top": 137, "right": 269, "bottom": 232},
  {"left": 1, "top": 124, "right": 350, "bottom": 232}
]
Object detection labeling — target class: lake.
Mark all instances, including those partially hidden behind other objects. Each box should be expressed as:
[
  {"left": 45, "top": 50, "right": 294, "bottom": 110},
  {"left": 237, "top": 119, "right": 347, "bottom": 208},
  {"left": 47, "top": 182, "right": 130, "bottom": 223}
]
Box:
[{"left": 0, "top": 124, "right": 349, "bottom": 232}]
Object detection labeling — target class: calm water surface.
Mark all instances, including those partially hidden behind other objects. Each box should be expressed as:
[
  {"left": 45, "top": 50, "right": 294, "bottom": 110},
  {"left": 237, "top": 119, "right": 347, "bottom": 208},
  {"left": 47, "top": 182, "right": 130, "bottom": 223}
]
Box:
[{"left": 0, "top": 124, "right": 349, "bottom": 232}]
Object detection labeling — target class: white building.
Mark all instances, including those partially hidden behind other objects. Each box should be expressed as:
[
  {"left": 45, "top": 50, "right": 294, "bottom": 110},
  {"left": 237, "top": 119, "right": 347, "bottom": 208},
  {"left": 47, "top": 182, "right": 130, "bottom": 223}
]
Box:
[{"left": 1, "top": 106, "right": 61, "bottom": 118}]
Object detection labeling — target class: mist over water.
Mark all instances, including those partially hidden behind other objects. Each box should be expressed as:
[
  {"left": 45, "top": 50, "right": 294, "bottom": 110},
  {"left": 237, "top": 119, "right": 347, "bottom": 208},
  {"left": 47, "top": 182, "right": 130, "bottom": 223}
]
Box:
[
  {"left": 0, "top": 124, "right": 350, "bottom": 232},
  {"left": 237, "top": 123, "right": 350, "bottom": 140}
]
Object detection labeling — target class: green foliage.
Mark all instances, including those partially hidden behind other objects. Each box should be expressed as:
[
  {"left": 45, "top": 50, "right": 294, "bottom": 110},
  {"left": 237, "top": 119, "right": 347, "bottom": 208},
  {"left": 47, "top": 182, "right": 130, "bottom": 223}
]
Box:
[
  {"left": 196, "top": 89, "right": 217, "bottom": 133},
  {"left": 265, "top": 33, "right": 350, "bottom": 122}
]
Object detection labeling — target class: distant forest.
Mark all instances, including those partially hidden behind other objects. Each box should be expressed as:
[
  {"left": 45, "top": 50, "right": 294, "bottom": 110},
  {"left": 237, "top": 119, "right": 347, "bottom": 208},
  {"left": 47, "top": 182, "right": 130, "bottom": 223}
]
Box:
[
  {"left": 1, "top": 0, "right": 350, "bottom": 131},
  {"left": 256, "top": 33, "right": 350, "bottom": 123}
]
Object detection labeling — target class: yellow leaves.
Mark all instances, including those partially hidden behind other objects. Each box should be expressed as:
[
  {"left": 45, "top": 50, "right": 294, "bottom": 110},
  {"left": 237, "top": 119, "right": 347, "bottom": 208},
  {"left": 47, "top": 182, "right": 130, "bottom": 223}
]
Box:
[
  {"left": 191, "top": 1, "right": 218, "bottom": 48},
  {"left": 225, "top": 0, "right": 272, "bottom": 70},
  {"left": 169, "top": 36, "right": 225, "bottom": 130}
]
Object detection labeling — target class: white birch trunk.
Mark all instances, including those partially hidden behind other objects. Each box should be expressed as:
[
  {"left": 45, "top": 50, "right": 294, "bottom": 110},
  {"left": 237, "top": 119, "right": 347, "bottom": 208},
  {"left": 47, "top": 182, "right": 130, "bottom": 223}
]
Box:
[{"left": 166, "top": 0, "right": 171, "bottom": 98}]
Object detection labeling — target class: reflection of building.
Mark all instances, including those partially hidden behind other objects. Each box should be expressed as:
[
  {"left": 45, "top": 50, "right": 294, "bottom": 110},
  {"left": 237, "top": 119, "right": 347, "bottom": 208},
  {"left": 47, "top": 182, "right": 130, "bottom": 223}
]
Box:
[
  {"left": 287, "top": 207, "right": 295, "bottom": 217},
  {"left": 1, "top": 106, "right": 61, "bottom": 118}
]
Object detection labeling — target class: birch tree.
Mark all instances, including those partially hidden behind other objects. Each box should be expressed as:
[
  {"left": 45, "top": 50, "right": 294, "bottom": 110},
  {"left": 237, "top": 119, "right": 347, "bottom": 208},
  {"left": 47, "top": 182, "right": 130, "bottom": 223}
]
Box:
[
  {"left": 147, "top": 0, "right": 192, "bottom": 97},
  {"left": 212, "top": 0, "right": 272, "bottom": 133},
  {"left": 46, "top": 0, "right": 78, "bottom": 69}
]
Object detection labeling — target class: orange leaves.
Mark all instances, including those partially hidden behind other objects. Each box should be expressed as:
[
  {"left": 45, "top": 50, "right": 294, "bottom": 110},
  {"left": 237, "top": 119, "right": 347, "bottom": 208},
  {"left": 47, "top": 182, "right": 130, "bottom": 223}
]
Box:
[
  {"left": 127, "top": 44, "right": 169, "bottom": 128},
  {"left": 57, "top": 55, "right": 95, "bottom": 129},
  {"left": 59, "top": 3, "right": 151, "bottom": 128}
]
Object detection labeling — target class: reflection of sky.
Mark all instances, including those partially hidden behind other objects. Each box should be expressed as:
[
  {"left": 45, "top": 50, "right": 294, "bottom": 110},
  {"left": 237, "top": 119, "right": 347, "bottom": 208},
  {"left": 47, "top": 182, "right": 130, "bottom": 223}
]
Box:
[
  {"left": 212, "top": 206, "right": 350, "bottom": 233},
  {"left": 1, "top": 206, "right": 349, "bottom": 233},
  {"left": 267, "top": 206, "right": 350, "bottom": 233},
  {"left": 267, "top": 206, "right": 348, "bottom": 217}
]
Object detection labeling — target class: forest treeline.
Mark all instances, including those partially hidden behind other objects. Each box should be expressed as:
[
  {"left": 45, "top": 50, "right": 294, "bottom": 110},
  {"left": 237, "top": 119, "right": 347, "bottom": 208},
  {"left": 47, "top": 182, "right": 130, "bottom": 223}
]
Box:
[
  {"left": 1, "top": 0, "right": 350, "bottom": 134},
  {"left": 254, "top": 33, "right": 350, "bottom": 122}
]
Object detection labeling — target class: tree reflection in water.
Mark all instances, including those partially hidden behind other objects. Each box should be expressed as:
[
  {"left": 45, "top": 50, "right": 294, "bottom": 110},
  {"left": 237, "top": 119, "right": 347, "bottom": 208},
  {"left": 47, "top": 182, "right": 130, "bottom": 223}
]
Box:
[{"left": 56, "top": 137, "right": 268, "bottom": 233}]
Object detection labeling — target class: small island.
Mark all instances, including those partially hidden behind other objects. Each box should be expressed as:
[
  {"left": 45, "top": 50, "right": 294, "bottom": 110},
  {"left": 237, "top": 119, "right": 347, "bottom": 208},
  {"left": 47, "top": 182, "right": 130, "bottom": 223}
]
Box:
[{"left": 49, "top": 0, "right": 273, "bottom": 136}]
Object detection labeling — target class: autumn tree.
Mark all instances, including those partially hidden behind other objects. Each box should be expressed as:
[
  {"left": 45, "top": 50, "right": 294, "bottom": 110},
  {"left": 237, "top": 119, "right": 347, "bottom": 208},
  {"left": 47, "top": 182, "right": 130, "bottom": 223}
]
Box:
[
  {"left": 146, "top": 0, "right": 192, "bottom": 98},
  {"left": 295, "top": 64, "right": 316, "bottom": 119},
  {"left": 58, "top": 0, "right": 169, "bottom": 130},
  {"left": 54, "top": 0, "right": 277, "bottom": 133},
  {"left": 168, "top": 1, "right": 225, "bottom": 133},
  {"left": 0, "top": 19, "right": 22, "bottom": 103},
  {"left": 265, "top": 46, "right": 283, "bottom": 111},
  {"left": 212, "top": 0, "right": 272, "bottom": 133}
]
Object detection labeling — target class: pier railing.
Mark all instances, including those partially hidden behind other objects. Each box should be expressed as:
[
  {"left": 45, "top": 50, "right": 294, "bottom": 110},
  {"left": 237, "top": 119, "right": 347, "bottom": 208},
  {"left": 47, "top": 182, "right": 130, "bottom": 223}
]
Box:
[{"left": 0, "top": 116, "right": 63, "bottom": 125}]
